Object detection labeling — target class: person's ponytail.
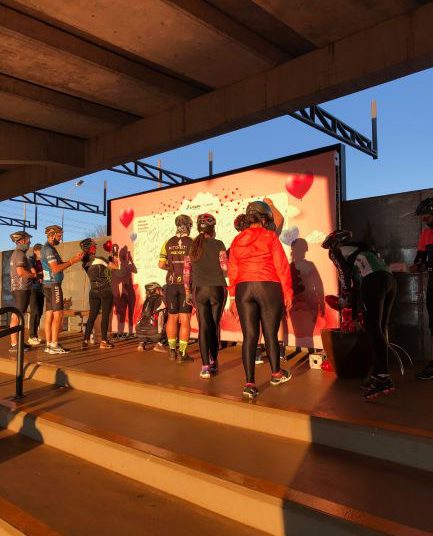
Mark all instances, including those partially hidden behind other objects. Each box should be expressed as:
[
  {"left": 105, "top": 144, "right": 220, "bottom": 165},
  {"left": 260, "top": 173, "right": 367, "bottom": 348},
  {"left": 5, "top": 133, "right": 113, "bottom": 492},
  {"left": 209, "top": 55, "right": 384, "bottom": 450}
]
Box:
[{"left": 189, "top": 225, "right": 215, "bottom": 262}]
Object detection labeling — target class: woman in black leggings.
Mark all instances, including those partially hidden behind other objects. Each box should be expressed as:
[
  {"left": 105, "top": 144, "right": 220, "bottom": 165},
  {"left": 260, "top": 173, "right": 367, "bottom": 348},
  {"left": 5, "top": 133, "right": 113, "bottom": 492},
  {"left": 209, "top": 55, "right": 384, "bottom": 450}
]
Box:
[
  {"left": 228, "top": 201, "right": 293, "bottom": 399},
  {"left": 80, "top": 238, "right": 119, "bottom": 350},
  {"left": 184, "top": 214, "right": 228, "bottom": 379}
]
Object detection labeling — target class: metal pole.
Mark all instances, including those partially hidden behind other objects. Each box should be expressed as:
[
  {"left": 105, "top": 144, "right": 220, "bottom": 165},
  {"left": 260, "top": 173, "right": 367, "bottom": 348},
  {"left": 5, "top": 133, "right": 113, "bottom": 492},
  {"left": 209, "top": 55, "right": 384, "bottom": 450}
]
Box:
[
  {"left": 158, "top": 159, "right": 162, "bottom": 188},
  {"left": 103, "top": 180, "right": 107, "bottom": 215},
  {"left": 15, "top": 309, "right": 24, "bottom": 398},
  {"left": 23, "top": 203, "right": 27, "bottom": 232},
  {"left": 208, "top": 150, "right": 213, "bottom": 176},
  {"left": 371, "top": 100, "right": 378, "bottom": 159}
]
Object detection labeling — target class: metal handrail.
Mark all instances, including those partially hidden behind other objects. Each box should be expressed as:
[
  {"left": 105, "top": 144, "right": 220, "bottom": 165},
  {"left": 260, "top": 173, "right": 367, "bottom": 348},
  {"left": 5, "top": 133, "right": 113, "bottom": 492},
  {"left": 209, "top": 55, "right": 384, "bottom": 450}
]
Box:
[{"left": 0, "top": 307, "right": 25, "bottom": 398}]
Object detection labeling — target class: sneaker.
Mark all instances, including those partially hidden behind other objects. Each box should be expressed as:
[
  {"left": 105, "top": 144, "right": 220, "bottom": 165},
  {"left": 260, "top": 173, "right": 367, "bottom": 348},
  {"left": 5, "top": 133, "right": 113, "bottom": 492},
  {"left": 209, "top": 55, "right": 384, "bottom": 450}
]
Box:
[
  {"left": 81, "top": 341, "right": 89, "bottom": 350},
  {"left": 44, "top": 344, "right": 51, "bottom": 353},
  {"left": 255, "top": 346, "right": 264, "bottom": 365},
  {"left": 177, "top": 353, "right": 194, "bottom": 363},
  {"left": 363, "top": 375, "right": 395, "bottom": 400},
  {"left": 9, "top": 344, "right": 30, "bottom": 353},
  {"left": 209, "top": 360, "right": 218, "bottom": 374},
  {"left": 37, "top": 336, "right": 43, "bottom": 343},
  {"left": 48, "top": 344, "right": 71, "bottom": 355},
  {"left": 242, "top": 384, "right": 259, "bottom": 399},
  {"left": 137, "top": 343, "right": 145, "bottom": 352},
  {"left": 416, "top": 361, "right": 433, "bottom": 381},
  {"left": 279, "top": 342, "right": 286, "bottom": 361},
  {"left": 27, "top": 337, "right": 40, "bottom": 346},
  {"left": 200, "top": 367, "right": 211, "bottom": 379},
  {"left": 169, "top": 349, "right": 177, "bottom": 361},
  {"left": 153, "top": 343, "right": 166, "bottom": 353},
  {"left": 100, "top": 340, "right": 114, "bottom": 349},
  {"left": 270, "top": 369, "right": 292, "bottom": 386}
]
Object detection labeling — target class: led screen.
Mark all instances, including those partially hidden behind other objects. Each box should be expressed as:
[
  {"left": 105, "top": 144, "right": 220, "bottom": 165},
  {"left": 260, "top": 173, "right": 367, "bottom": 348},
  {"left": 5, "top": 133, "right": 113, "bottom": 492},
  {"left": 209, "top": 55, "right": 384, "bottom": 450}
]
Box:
[{"left": 110, "top": 146, "right": 341, "bottom": 348}]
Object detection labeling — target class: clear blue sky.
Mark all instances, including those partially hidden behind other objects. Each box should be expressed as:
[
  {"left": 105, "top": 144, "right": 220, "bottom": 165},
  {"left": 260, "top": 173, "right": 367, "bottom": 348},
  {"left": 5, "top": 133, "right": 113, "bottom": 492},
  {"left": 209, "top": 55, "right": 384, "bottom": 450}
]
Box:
[{"left": 1, "top": 67, "right": 432, "bottom": 251}]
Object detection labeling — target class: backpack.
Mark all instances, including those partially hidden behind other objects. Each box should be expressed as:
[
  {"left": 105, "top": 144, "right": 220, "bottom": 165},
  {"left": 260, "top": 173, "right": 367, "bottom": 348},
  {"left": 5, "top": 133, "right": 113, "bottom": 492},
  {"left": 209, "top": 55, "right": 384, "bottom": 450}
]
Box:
[{"left": 136, "top": 294, "right": 167, "bottom": 344}]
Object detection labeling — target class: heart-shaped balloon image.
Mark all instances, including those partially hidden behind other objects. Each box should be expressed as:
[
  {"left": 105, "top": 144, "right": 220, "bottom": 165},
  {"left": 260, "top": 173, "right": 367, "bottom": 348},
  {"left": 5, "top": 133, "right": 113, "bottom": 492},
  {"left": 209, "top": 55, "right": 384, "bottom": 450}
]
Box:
[
  {"left": 130, "top": 232, "right": 137, "bottom": 242},
  {"left": 103, "top": 239, "right": 112, "bottom": 252},
  {"left": 280, "top": 226, "right": 300, "bottom": 246},
  {"left": 119, "top": 208, "right": 134, "bottom": 228},
  {"left": 285, "top": 173, "right": 314, "bottom": 200}
]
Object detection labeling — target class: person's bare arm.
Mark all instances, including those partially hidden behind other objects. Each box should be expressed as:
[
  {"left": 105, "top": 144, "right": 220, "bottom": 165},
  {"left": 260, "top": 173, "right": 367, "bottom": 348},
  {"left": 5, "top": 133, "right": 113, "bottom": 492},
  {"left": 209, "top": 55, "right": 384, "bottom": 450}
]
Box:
[
  {"left": 49, "top": 252, "right": 83, "bottom": 274},
  {"left": 16, "top": 267, "right": 35, "bottom": 279}
]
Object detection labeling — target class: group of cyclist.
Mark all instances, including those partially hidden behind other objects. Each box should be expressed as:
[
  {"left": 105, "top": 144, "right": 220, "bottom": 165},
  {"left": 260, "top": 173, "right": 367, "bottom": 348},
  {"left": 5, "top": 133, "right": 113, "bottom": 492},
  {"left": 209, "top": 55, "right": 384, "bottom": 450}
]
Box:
[{"left": 8, "top": 195, "right": 433, "bottom": 400}]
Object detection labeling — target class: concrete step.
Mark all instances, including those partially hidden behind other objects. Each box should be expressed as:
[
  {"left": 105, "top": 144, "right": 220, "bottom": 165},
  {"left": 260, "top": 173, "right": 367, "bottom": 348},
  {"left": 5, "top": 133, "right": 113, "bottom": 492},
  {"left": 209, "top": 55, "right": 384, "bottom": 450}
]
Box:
[
  {"left": 0, "top": 429, "right": 265, "bottom": 536},
  {"left": 1, "top": 356, "right": 432, "bottom": 473},
  {"left": 0, "top": 375, "right": 432, "bottom": 536}
]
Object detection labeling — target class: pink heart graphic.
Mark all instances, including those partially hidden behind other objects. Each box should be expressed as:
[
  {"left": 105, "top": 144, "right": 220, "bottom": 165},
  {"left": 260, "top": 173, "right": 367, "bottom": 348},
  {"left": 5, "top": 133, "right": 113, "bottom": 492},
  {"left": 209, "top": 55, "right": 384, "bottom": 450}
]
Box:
[
  {"left": 119, "top": 208, "right": 134, "bottom": 227},
  {"left": 285, "top": 173, "right": 314, "bottom": 200}
]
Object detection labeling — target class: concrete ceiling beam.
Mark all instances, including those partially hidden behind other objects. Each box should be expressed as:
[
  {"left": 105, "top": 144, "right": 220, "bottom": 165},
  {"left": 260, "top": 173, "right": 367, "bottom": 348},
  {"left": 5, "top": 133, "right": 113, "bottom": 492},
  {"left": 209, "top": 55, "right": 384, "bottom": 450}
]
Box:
[
  {"left": 86, "top": 1, "right": 433, "bottom": 169},
  {"left": 0, "top": 4, "right": 203, "bottom": 109},
  {"left": 0, "top": 164, "right": 80, "bottom": 200},
  {"left": 0, "top": 121, "right": 85, "bottom": 167}
]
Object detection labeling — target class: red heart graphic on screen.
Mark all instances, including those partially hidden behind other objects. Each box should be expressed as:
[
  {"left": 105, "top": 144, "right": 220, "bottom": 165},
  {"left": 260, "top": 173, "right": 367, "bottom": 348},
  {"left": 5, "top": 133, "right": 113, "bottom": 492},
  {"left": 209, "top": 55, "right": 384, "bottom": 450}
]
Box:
[
  {"left": 119, "top": 208, "right": 134, "bottom": 227},
  {"left": 285, "top": 174, "right": 314, "bottom": 200}
]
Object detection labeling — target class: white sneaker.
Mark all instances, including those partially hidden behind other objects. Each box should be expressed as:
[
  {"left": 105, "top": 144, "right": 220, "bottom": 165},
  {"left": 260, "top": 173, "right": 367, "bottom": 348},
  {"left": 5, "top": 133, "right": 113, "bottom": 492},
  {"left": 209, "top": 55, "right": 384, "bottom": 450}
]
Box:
[
  {"left": 37, "top": 336, "right": 43, "bottom": 343},
  {"left": 48, "top": 344, "right": 71, "bottom": 354},
  {"left": 27, "top": 337, "right": 40, "bottom": 346}
]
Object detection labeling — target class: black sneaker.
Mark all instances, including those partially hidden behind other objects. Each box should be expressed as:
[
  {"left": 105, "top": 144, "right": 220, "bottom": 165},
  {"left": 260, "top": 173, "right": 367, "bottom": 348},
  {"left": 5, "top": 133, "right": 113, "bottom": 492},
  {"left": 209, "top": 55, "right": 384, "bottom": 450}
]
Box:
[
  {"left": 363, "top": 375, "right": 395, "bottom": 400},
  {"left": 169, "top": 349, "right": 177, "bottom": 361},
  {"left": 255, "top": 346, "right": 264, "bottom": 365},
  {"left": 242, "top": 384, "right": 259, "bottom": 399},
  {"left": 279, "top": 342, "right": 286, "bottom": 361},
  {"left": 416, "top": 361, "right": 433, "bottom": 381},
  {"left": 177, "top": 353, "right": 194, "bottom": 363}
]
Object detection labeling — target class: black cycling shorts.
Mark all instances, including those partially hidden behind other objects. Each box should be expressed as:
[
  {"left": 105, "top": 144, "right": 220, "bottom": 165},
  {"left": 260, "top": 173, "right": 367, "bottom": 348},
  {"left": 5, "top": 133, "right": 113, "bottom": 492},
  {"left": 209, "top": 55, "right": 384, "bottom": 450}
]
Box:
[
  {"left": 165, "top": 284, "right": 192, "bottom": 315},
  {"left": 44, "top": 283, "right": 64, "bottom": 312},
  {"left": 427, "top": 276, "right": 433, "bottom": 334},
  {"left": 12, "top": 290, "right": 31, "bottom": 314}
]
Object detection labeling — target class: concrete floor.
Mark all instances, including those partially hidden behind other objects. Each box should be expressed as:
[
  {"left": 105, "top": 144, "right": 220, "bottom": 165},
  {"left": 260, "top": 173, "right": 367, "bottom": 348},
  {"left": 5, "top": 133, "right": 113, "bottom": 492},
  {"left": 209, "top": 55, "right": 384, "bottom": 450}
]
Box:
[
  {"left": 1, "top": 334, "right": 432, "bottom": 439},
  {"left": 0, "top": 369, "right": 433, "bottom": 533},
  {"left": 0, "top": 428, "right": 266, "bottom": 536}
]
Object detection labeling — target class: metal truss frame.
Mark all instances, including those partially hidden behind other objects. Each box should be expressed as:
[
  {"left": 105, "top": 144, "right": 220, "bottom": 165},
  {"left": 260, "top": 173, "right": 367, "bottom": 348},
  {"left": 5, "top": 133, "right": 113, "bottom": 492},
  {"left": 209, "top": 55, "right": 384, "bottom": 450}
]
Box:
[
  {"left": 109, "top": 161, "right": 192, "bottom": 185},
  {"left": 288, "top": 104, "right": 378, "bottom": 159},
  {"left": 9, "top": 189, "right": 106, "bottom": 216},
  {"left": 0, "top": 206, "right": 37, "bottom": 229}
]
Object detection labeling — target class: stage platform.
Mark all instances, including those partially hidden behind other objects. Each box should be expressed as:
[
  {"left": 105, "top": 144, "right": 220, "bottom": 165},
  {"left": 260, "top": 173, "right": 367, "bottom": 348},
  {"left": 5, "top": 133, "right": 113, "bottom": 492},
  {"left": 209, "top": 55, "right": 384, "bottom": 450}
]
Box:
[{"left": 0, "top": 334, "right": 432, "bottom": 536}]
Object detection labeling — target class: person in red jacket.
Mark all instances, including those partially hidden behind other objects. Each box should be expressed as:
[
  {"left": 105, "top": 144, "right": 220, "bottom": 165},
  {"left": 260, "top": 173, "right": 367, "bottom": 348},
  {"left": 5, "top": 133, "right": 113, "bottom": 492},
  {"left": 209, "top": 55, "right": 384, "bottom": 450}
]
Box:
[{"left": 228, "top": 201, "right": 292, "bottom": 399}]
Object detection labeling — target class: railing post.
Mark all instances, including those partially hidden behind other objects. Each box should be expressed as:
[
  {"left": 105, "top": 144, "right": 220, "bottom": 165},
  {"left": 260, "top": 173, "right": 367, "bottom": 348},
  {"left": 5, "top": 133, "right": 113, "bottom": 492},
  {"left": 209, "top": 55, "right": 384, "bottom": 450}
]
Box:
[
  {"left": 0, "top": 307, "right": 25, "bottom": 399},
  {"left": 15, "top": 309, "right": 25, "bottom": 399}
]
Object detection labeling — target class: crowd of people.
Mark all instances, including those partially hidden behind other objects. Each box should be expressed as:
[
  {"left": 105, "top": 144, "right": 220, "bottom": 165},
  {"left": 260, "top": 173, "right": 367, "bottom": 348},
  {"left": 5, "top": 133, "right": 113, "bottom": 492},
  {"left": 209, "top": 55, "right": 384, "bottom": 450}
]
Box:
[{"left": 7, "top": 196, "right": 433, "bottom": 400}]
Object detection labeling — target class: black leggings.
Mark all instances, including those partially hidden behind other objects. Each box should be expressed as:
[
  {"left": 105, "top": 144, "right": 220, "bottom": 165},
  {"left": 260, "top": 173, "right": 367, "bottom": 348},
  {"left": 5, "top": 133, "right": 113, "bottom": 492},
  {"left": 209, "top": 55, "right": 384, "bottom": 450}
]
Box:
[
  {"left": 29, "top": 288, "right": 44, "bottom": 338},
  {"left": 236, "top": 281, "right": 284, "bottom": 383},
  {"left": 194, "top": 286, "right": 227, "bottom": 366},
  {"left": 362, "top": 271, "right": 397, "bottom": 375},
  {"left": 84, "top": 288, "right": 114, "bottom": 342}
]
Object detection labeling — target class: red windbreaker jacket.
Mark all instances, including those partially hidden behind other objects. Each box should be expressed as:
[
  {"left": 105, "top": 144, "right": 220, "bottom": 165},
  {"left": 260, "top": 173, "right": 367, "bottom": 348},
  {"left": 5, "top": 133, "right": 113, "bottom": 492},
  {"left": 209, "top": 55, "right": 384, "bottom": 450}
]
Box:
[{"left": 228, "top": 227, "right": 292, "bottom": 304}]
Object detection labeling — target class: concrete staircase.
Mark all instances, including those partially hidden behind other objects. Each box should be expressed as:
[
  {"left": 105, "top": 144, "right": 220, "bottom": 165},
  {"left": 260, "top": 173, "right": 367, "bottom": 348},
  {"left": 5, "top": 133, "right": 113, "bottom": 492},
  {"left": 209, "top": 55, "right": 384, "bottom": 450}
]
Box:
[{"left": 0, "top": 355, "right": 432, "bottom": 535}]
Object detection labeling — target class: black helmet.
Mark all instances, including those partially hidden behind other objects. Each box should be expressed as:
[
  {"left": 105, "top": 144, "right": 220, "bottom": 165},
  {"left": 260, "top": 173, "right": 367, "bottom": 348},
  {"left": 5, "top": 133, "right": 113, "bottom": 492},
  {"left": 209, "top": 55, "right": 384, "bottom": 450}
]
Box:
[
  {"left": 145, "top": 282, "right": 162, "bottom": 296},
  {"left": 10, "top": 230, "right": 32, "bottom": 243},
  {"left": 79, "top": 237, "right": 96, "bottom": 252},
  {"left": 246, "top": 201, "right": 273, "bottom": 222},
  {"left": 234, "top": 214, "right": 248, "bottom": 232},
  {"left": 197, "top": 213, "right": 216, "bottom": 232},
  {"left": 415, "top": 198, "right": 433, "bottom": 216},
  {"left": 45, "top": 224, "right": 63, "bottom": 236},
  {"left": 175, "top": 214, "right": 193, "bottom": 235},
  {"left": 321, "top": 229, "right": 352, "bottom": 249}
]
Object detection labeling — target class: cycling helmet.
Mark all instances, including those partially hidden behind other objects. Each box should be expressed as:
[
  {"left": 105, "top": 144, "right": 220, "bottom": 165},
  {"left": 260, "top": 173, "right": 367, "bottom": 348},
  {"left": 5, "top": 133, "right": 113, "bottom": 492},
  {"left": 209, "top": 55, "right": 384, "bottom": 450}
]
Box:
[
  {"left": 175, "top": 214, "right": 193, "bottom": 235},
  {"left": 197, "top": 213, "right": 216, "bottom": 232},
  {"left": 45, "top": 224, "right": 63, "bottom": 236},
  {"left": 145, "top": 282, "right": 162, "bottom": 296},
  {"left": 10, "top": 230, "right": 32, "bottom": 243},
  {"left": 246, "top": 201, "right": 273, "bottom": 222},
  {"left": 321, "top": 229, "right": 353, "bottom": 249},
  {"left": 79, "top": 238, "right": 96, "bottom": 252},
  {"left": 234, "top": 214, "right": 248, "bottom": 232},
  {"left": 415, "top": 197, "right": 433, "bottom": 216}
]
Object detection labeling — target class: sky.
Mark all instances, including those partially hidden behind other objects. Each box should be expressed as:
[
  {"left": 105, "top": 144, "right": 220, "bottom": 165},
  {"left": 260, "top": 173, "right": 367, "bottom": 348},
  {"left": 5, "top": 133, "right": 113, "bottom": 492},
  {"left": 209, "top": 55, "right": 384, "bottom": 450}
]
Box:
[{"left": 1, "top": 67, "right": 432, "bottom": 252}]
